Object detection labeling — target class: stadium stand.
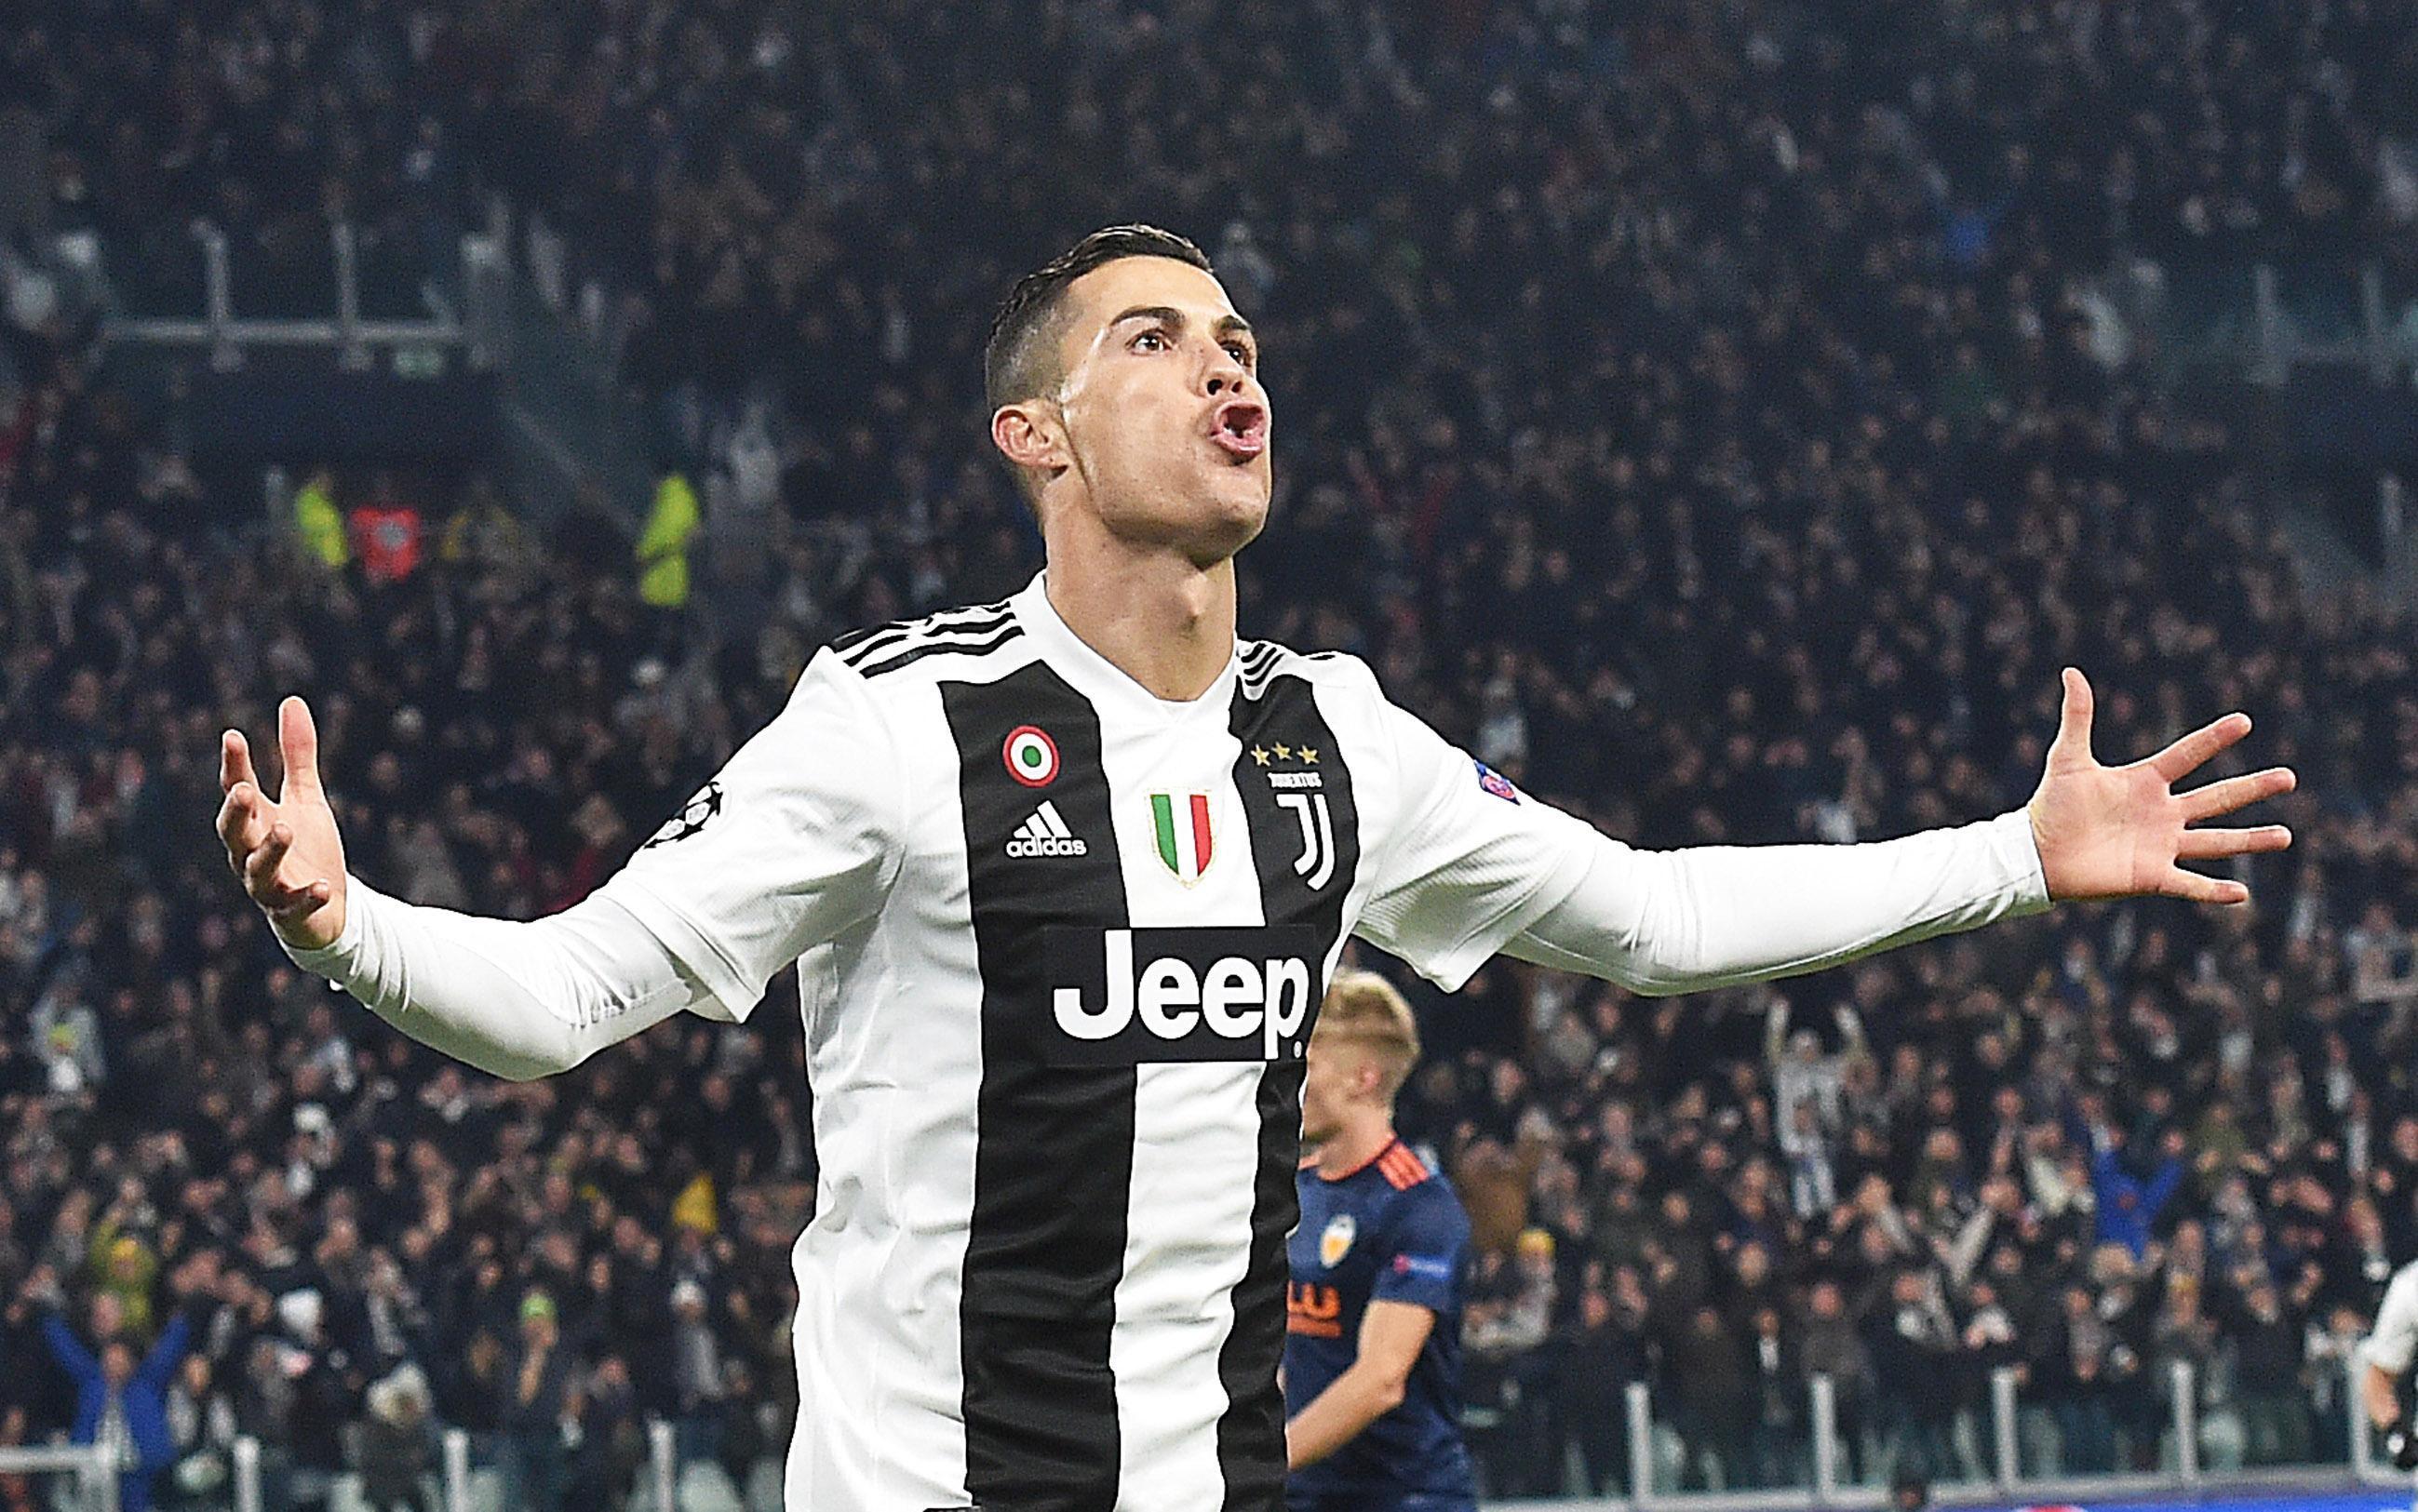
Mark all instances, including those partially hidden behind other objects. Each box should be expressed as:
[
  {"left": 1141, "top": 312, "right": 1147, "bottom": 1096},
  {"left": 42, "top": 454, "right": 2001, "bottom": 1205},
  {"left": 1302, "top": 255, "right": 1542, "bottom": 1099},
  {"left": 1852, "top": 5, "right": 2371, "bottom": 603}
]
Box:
[{"left": 2, "top": 0, "right": 2416, "bottom": 1505}]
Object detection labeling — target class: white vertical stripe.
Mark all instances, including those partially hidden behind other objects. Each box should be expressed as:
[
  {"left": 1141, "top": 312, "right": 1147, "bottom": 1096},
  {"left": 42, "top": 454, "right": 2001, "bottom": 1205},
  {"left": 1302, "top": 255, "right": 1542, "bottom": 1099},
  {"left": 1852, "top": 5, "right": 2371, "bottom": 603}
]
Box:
[
  {"left": 1112, "top": 1064, "right": 1261, "bottom": 1511},
  {"left": 1108, "top": 735, "right": 1263, "bottom": 1508},
  {"left": 785, "top": 686, "right": 983, "bottom": 1509}
]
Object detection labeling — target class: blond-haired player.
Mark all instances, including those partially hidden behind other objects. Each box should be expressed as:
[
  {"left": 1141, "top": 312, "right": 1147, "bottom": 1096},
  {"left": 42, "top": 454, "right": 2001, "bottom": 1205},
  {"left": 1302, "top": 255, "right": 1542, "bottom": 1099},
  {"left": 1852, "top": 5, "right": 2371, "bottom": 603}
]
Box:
[{"left": 1286, "top": 970, "right": 1477, "bottom": 1511}]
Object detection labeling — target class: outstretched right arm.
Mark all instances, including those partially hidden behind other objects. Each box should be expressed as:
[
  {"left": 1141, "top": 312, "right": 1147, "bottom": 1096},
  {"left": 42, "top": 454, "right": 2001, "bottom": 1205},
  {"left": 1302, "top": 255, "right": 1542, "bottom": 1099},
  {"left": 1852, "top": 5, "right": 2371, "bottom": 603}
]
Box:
[
  {"left": 215, "top": 698, "right": 705, "bottom": 1078},
  {"left": 283, "top": 881, "right": 714, "bottom": 1080},
  {"left": 218, "top": 653, "right": 903, "bottom": 1076}
]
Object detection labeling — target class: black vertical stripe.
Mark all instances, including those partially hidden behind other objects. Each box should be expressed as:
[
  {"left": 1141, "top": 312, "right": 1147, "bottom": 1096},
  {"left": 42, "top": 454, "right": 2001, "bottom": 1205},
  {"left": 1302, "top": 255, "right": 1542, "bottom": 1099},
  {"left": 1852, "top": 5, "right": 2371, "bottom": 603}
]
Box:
[
  {"left": 1215, "top": 670, "right": 1363, "bottom": 1508},
  {"left": 945, "top": 663, "right": 1134, "bottom": 1511}
]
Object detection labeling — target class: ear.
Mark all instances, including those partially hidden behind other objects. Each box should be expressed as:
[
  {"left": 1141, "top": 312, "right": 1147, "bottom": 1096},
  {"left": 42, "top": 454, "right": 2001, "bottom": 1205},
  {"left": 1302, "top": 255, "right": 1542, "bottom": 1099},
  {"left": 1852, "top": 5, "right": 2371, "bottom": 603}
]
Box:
[
  {"left": 991, "top": 401, "right": 1067, "bottom": 487},
  {"left": 1354, "top": 1058, "right": 1387, "bottom": 1103}
]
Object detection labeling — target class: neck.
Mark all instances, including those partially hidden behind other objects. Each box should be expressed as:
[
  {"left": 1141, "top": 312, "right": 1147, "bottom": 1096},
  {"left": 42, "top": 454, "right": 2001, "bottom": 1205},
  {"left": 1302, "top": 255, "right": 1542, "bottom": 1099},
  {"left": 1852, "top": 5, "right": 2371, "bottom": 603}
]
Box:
[
  {"left": 1313, "top": 1105, "right": 1397, "bottom": 1181},
  {"left": 1041, "top": 516, "right": 1239, "bottom": 702}
]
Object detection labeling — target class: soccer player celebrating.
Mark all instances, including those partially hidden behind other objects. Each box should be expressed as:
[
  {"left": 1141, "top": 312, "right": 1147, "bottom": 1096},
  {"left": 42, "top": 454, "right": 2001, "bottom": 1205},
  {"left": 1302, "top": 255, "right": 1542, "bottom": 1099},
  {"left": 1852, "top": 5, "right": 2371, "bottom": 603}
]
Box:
[
  {"left": 217, "top": 225, "right": 2295, "bottom": 1510},
  {"left": 1286, "top": 970, "right": 1476, "bottom": 1512}
]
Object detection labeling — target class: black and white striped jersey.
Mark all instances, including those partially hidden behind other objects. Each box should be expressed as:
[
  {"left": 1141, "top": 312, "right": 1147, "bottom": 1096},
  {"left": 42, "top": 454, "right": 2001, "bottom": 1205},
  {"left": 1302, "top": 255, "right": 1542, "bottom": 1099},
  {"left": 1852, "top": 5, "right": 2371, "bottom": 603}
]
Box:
[{"left": 598, "top": 573, "right": 1598, "bottom": 1511}]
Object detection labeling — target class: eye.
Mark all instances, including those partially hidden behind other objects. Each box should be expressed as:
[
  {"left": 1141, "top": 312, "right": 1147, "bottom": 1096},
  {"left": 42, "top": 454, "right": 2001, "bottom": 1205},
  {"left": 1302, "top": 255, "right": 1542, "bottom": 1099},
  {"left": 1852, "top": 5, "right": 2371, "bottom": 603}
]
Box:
[
  {"left": 1133, "top": 328, "right": 1169, "bottom": 353},
  {"left": 1225, "top": 340, "right": 1256, "bottom": 367}
]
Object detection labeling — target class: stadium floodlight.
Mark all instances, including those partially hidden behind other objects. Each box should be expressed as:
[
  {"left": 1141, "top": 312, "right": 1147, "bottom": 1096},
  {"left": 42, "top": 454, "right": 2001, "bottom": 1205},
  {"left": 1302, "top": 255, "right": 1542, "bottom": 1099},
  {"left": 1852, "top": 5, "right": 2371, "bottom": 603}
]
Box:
[{"left": 0, "top": 1443, "right": 119, "bottom": 1512}]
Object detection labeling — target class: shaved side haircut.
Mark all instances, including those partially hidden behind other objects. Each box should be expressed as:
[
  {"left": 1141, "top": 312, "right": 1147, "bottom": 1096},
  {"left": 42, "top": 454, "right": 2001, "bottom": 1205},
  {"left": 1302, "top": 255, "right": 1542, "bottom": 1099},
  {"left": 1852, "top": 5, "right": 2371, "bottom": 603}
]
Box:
[
  {"left": 984, "top": 224, "right": 1215, "bottom": 414},
  {"left": 983, "top": 226, "right": 1215, "bottom": 509}
]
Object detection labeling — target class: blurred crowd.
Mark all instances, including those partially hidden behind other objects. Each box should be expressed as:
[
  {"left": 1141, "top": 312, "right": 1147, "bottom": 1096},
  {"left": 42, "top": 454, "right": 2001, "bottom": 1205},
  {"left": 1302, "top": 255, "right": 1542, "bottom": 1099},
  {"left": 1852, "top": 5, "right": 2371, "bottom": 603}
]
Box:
[{"left": 5, "top": 0, "right": 2418, "bottom": 1505}]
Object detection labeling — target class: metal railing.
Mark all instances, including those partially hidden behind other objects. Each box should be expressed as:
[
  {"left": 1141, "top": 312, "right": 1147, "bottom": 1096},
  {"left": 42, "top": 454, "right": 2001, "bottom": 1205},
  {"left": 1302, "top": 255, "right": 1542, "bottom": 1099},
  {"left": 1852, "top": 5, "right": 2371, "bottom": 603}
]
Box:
[
  {"left": 0, "top": 1442, "right": 119, "bottom": 1512},
  {"left": 13, "top": 1383, "right": 2374, "bottom": 1512},
  {"left": 0, "top": 1419, "right": 694, "bottom": 1512},
  {"left": 2116, "top": 254, "right": 2418, "bottom": 387},
  {"left": 101, "top": 221, "right": 508, "bottom": 373},
  {"left": 1511, "top": 1352, "right": 2396, "bottom": 1510}
]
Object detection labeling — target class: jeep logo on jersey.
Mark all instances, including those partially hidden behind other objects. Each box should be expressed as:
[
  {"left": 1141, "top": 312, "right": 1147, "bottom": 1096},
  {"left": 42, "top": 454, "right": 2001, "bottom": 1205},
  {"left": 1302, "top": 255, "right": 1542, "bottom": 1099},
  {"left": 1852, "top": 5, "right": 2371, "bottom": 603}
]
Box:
[{"left": 1040, "top": 926, "right": 1323, "bottom": 1065}]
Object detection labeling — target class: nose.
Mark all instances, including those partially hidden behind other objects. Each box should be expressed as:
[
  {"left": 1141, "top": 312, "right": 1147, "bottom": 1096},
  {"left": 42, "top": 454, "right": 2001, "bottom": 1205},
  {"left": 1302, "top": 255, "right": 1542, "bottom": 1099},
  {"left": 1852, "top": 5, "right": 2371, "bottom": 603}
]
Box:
[{"left": 1202, "top": 342, "right": 1251, "bottom": 397}]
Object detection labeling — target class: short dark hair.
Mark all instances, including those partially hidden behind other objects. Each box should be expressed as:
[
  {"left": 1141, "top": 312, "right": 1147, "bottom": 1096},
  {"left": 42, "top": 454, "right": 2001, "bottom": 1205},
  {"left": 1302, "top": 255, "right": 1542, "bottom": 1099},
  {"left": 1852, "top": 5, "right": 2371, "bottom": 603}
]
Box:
[{"left": 983, "top": 224, "right": 1213, "bottom": 415}]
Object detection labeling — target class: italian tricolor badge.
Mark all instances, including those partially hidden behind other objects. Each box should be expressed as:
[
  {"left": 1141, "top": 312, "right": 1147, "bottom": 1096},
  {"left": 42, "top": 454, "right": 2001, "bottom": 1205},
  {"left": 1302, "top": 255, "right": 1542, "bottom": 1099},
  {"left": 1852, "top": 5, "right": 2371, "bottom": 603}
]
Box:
[{"left": 1150, "top": 792, "right": 1215, "bottom": 884}]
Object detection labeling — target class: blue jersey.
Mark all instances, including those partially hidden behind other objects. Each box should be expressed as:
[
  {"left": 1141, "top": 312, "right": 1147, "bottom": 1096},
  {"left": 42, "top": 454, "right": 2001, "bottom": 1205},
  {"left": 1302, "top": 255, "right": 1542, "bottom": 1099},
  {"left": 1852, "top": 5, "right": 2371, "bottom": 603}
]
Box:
[{"left": 1284, "top": 1137, "right": 1475, "bottom": 1504}]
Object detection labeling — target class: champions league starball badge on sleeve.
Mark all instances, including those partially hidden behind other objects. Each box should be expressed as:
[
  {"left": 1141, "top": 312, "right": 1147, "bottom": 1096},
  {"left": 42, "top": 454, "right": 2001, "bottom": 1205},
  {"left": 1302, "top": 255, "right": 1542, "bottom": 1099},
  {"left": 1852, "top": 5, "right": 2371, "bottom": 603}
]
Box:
[{"left": 643, "top": 780, "right": 724, "bottom": 848}]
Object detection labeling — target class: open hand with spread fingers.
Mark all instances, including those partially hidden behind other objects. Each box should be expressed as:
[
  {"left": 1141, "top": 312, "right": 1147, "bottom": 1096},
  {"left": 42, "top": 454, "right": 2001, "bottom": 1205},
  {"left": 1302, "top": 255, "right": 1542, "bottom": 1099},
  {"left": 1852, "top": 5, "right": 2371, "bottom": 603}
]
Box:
[
  {"left": 217, "top": 695, "right": 349, "bottom": 950},
  {"left": 2026, "top": 668, "right": 2296, "bottom": 905}
]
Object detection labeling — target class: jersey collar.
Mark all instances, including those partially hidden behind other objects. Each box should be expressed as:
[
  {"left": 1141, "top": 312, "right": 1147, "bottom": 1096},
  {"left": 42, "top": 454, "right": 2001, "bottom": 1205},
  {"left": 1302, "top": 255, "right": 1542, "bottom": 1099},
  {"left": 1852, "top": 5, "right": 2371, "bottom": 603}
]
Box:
[
  {"left": 1317, "top": 1134, "right": 1405, "bottom": 1184},
  {"left": 1012, "top": 572, "right": 1241, "bottom": 721}
]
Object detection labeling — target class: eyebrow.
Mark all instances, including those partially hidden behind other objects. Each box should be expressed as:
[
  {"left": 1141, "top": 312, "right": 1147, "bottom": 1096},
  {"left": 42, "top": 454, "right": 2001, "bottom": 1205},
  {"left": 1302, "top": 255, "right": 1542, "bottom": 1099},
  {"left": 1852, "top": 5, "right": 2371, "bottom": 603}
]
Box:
[{"left": 1107, "top": 305, "right": 1256, "bottom": 343}]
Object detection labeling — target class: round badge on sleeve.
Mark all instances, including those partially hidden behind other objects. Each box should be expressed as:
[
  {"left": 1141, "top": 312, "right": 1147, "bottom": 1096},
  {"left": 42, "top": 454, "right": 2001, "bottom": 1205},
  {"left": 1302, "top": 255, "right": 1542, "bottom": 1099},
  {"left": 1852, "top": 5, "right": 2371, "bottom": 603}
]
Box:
[{"left": 1003, "top": 726, "right": 1060, "bottom": 787}]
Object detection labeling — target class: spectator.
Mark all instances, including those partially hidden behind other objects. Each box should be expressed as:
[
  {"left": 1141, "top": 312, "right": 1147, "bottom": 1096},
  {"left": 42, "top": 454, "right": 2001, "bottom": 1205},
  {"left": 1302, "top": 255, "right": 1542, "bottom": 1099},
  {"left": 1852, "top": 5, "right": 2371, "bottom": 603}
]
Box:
[
  {"left": 637, "top": 464, "right": 701, "bottom": 621},
  {"left": 1800, "top": 1278, "right": 1874, "bottom": 1483},
  {"left": 1869, "top": 1268, "right": 1961, "bottom": 1482},
  {"left": 32, "top": 1267, "right": 195, "bottom": 1512},
  {"left": 2227, "top": 1280, "right": 2309, "bottom": 1465},
  {"left": 348, "top": 473, "right": 423, "bottom": 586},
  {"left": 494, "top": 1291, "right": 578, "bottom": 1512},
  {"left": 28, "top": 975, "right": 101, "bottom": 1099},
  {"left": 159, "top": 1352, "right": 237, "bottom": 1510},
  {"left": 1461, "top": 1235, "right": 1554, "bottom": 1495},
  {"left": 666, "top": 1278, "right": 727, "bottom": 1466},
  {"left": 568, "top": 1354, "right": 647, "bottom": 1509},
  {"left": 358, "top": 1363, "right": 437, "bottom": 1512},
  {"left": 2091, "top": 1129, "right": 2188, "bottom": 1261},
  {"left": 1745, "top": 1305, "right": 1806, "bottom": 1487},
  {"left": 292, "top": 470, "right": 348, "bottom": 571},
  {"left": 1550, "top": 1265, "right": 1648, "bottom": 1494},
  {"left": 1768, "top": 998, "right": 1870, "bottom": 1137},
  {"left": 1669, "top": 1302, "right": 1751, "bottom": 1490}
]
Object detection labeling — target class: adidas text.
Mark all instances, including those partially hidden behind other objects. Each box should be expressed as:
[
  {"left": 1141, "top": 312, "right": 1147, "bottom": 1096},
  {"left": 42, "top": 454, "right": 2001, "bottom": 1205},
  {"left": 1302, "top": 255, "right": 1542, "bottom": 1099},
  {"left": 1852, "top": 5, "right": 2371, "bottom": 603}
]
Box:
[
  {"left": 1006, "top": 802, "right": 1089, "bottom": 858},
  {"left": 1008, "top": 834, "right": 1089, "bottom": 857}
]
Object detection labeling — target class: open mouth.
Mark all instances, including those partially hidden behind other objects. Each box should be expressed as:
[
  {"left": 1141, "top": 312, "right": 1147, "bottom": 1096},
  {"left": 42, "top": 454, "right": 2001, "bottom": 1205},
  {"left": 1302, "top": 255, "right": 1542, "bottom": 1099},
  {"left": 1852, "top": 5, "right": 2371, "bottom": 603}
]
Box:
[{"left": 1208, "top": 400, "right": 1269, "bottom": 459}]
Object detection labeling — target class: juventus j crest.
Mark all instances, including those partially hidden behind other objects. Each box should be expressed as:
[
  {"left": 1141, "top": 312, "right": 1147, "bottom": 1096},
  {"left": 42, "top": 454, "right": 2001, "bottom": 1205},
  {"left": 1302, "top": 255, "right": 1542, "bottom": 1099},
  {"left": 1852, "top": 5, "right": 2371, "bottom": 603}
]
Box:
[{"left": 1248, "top": 742, "right": 1334, "bottom": 890}]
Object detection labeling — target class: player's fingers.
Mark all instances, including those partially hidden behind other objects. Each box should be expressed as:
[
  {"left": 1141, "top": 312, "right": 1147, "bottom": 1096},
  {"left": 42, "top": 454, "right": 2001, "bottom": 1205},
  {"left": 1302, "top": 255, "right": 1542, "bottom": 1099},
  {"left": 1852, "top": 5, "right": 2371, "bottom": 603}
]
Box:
[
  {"left": 216, "top": 783, "right": 275, "bottom": 859},
  {"left": 2049, "top": 667, "right": 2094, "bottom": 760},
  {"left": 242, "top": 823, "right": 296, "bottom": 900},
  {"left": 220, "top": 729, "right": 261, "bottom": 796},
  {"left": 263, "top": 878, "right": 333, "bottom": 925},
  {"left": 2176, "top": 824, "right": 2292, "bottom": 860},
  {"left": 214, "top": 786, "right": 246, "bottom": 851},
  {"left": 278, "top": 696, "right": 325, "bottom": 801},
  {"left": 2147, "top": 712, "right": 2252, "bottom": 784},
  {"left": 243, "top": 825, "right": 329, "bottom": 919},
  {"left": 2176, "top": 767, "right": 2296, "bottom": 822},
  {"left": 2164, "top": 867, "right": 2250, "bottom": 906}
]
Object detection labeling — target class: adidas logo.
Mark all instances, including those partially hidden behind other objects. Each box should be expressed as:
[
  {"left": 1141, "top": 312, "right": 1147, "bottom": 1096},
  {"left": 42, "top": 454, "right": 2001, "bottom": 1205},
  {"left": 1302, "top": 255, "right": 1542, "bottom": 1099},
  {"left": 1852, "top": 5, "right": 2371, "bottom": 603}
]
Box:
[{"left": 1006, "top": 801, "right": 1089, "bottom": 858}]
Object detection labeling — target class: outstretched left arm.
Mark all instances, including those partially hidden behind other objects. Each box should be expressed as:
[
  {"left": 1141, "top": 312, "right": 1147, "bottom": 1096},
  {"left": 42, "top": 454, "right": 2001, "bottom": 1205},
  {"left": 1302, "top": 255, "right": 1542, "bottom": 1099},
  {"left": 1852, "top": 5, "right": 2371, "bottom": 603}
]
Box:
[{"left": 1505, "top": 669, "right": 2293, "bottom": 995}]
